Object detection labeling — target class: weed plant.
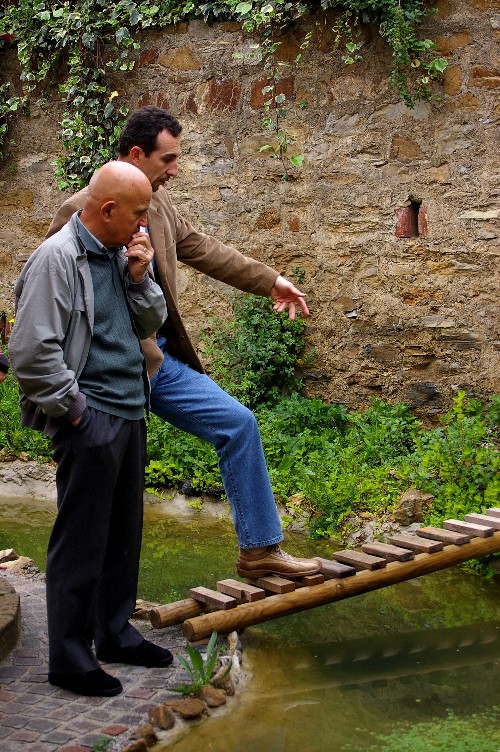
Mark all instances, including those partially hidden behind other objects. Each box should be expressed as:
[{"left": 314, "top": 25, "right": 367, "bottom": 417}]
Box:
[{"left": 173, "top": 631, "right": 230, "bottom": 695}]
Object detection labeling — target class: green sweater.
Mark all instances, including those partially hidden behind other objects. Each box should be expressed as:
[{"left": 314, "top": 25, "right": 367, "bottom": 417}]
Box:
[{"left": 76, "top": 218, "right": 146, "bottom": 420}]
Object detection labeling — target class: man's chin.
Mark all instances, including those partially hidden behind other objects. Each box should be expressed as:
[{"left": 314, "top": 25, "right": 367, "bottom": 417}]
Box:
[{"left": 152, "top": 180, "right": 167, "bottom": 192}]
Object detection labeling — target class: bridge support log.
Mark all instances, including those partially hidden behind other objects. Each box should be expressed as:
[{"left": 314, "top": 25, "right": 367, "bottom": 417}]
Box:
[
  {"left": 182, "top": 532, "right": 500, "bottom": 642},
  {"left": 150, "top": 598, "right": 205, "bottom": 628}
]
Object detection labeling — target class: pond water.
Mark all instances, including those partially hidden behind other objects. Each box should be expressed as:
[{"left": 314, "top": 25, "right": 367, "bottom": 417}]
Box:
[{"left": 1, "top": 496, "right": 500, "bottom": 751}]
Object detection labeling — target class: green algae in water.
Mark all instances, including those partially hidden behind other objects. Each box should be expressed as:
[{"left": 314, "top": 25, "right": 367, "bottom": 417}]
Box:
[{"left": 356, "top": 708, "right": 500, "bottom": 752}]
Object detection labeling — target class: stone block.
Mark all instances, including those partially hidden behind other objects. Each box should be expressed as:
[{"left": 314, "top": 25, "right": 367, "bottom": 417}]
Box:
[
  {"left": 435, "top": 31, "right": 472, "bottom": 54},
  {"left": 148, "top": 704, "right": 176, "bottom": 730},
  {"left": 471, "top": 0, "right": 500, "bottom": 8},
  {"left": 435, "top": 0, "right": 452, "bottom": 17},
  {"left": 429, "top": 164, "right": 451, "bottom": 184},
  {"left": 470, "top": 66, "right": 500, "bottom": 88},
  {"left": 275, "top": 38, "right": 301, "bottom": 63},
  {"left": 254, "top": 209, "right": 281, "bottom": 230},
  {"left": 422, "top": 315, "right": 455, "bottom": 328},
  {"left": 0, "top": 190, "right": 34, "bottom": 209},
  {"left": 459, "top": 209, "right": 500, "bottom": 220},
  {"left": 159, "top": 46, "right": 201, "bottom": 71},
  {"left": 390, "top": 135, "right": 424, "bottom": 161},
  {"left": 205, "top": 78, "right": 241, "bottom": 112},
  {"left": 361, "top": 344, "right": 401, "bottom": 363},
  {"left": 444, "top": 65, "right": 462, "bottom": 95},
  {"left": 250, "top": 76, "right": 294, "bottom": 109},
  {"left": 138, "top": 49, "right": 159, "bottom": 67},
  {"left": 136, "top": 92, "right": 170, "bottom": 110},
  {"left": 131, "top": 724, "right": 158, "bottom": 746},
  {"left": 405, "top": 381, "right": 442, "bottom": 408},
  {"left": 165, "top": 697, "right": 208, "bottom": 718},
  {"left": 444, "top": 93, "right": 479, "bottom": 111},
  {"left": 121, "top": 742, "right": 148, "bottom": 752}
]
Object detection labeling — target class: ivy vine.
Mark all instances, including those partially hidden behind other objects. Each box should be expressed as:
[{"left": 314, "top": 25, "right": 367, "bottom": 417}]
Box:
[{"left": 0, "top": 0, "right": 447, "bottom": 189}]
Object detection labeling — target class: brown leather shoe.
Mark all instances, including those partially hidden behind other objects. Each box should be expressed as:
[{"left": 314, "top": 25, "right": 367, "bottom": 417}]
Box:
[{"left": 237, "top": 545, "right": 321, "bottom": 578}]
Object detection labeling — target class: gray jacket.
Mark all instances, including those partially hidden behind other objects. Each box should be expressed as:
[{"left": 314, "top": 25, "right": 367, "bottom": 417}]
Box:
[{"left": 8, "top": 213, "right": 167, "bottom": 436}]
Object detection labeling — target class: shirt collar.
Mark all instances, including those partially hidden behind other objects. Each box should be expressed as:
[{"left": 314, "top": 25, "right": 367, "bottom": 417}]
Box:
[{"left": 76, "top": 212, "right": 119, "bottom": 257}]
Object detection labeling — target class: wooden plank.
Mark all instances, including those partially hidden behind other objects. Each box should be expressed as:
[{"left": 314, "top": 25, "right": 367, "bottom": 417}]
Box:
[
  {"left": 333, "top": 550, "right": 387, "bottom": 571},
  {"left": 182, "top": 531, "right": 500, "bottom": 641},
  {"left": 465, "top": 513, "right": 500, "bottom": 531},
  {"left": 317, "top": 558, "right": 356, "bottom": 579},
  {"left": 443, "top": 519, "right": 494, "bottom": 538},
  {"left": 485, "top": 508, "right": 500, "bottom": 519},
  {"left": 296, "top": 574, "right": 325, "bottom": 587},
  {"left": 217, "top": 579, "right": 265, "bottom": 602},
  {"left": 388, "top": 534, "right": 444, "bottom": 554},
  {"left": 189, "top": 586, "right": 238, "bottom": 610},
  {"left": 417, "top": 526, "right": 470, "bottom": 546},
  {"left": 246, "top": 575, "right": 296, "bottom": 594},
  {"left": 362, "top": 541, "right": 415, "bottom": 562}
]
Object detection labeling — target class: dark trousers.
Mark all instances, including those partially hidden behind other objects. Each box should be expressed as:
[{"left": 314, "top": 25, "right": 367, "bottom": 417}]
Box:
[{"left": 47, "top": 406, "right": 146, "bottom": 673}]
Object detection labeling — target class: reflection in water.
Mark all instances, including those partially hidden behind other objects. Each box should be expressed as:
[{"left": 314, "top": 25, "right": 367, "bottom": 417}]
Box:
[
  {"left": 1, "top": 497, "right": 499, "bottom": 751},
  {"left": 162, "top": 619, "right": 500, "bottom": 752}
]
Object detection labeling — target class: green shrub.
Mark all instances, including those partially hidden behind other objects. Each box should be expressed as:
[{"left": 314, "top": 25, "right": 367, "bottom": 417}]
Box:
[
  {"left": 408, "top": 392, "right": 500, "bottom": 525},
  {"left": 200, "top": 291, "right": 312, "bottom": 410},
  {"left": 146, "top": 414, "right": 221, "bottom": 494}
]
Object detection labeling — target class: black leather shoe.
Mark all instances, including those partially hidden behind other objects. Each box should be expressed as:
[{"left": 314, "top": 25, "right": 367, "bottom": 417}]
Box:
[
  {"left": 49, "top": 667, "right": 122, "bottom": 697},
  {"left": 97, "top": 639, "right": 173, "bottom": 668}
]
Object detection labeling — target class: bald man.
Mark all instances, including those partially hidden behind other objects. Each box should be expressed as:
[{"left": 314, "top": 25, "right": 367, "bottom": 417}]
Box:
[{"left": 9, "top": 162, "right": 168, "bottom": 697}]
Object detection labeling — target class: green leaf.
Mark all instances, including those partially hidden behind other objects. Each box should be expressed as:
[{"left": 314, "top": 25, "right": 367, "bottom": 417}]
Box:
[
  {"left": 115, "top": 27, "right": 130, "bottom": 44},
  {"left": 82, "top": 32, "right": 94, "bottom": 49},
  {"left": 290, "top": 154, "right": 304, "bottom": 168},
  {"left": 188, "top": 647, "right": 204, "bottom": 675},
  {"left": 236, "top": 2, "right": 253, "bottom": 14}
]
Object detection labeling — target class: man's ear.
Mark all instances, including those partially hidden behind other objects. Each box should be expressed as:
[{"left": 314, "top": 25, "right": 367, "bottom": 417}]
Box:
[
  {"left": 128, "top": 145, "right": 144, "bottom": 165},
  {"left": 101, "top": 200, "right": 116, "bottom": 222}
]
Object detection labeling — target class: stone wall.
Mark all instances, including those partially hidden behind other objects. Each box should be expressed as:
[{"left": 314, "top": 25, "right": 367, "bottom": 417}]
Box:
[{"left": 0, "top": 0, "right": 499, "bottom": 415}]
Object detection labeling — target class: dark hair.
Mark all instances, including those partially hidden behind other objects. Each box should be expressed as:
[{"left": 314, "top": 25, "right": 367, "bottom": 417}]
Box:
[
  {"left": 119, "top": 106, "right": 183, "bottom": 157},
  {"left": 0, "top": 352, "right": 9, "bottom": 374}
]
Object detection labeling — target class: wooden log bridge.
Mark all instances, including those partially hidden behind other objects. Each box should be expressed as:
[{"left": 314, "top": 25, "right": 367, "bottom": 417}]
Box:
[{"left": 149, "top": 510, "right": 500, "bottom": 642}]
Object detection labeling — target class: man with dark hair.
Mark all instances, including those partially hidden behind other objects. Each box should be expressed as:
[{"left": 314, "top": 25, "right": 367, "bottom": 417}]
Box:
[
  {"left": 47, "top": 106, "right": 321, "bottom": 580},
  {"left": 10, "top": 162, "right": 169, "bottom": 697},
  {"left": 118, "top": 107, "right": 183, "bottom": 157}
]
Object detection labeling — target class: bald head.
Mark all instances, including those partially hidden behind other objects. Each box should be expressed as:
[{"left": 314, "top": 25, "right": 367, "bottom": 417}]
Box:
[{"left": 80, "top": 161, "right": 152, "bottom": 248}]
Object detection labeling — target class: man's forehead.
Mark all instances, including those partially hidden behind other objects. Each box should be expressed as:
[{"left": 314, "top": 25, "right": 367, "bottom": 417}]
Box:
[{"left": 153, "top": 130, "right": 181, "bottom": 156}]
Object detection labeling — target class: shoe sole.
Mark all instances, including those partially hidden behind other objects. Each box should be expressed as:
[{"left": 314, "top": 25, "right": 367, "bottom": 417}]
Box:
[
  {"left": 97, "top": 654, "right": 174, "bottom": 668},
  {"left": 237, "top": 566, "right": 320, "bottom": 579},
  {"left": 49, "top": 679, "right": 123, "bottom": 697}
]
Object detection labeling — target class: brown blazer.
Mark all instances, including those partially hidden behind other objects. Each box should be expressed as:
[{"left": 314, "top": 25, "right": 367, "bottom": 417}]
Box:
[{"left": 46, "top": 186, "right": 279, "bottom": 378}]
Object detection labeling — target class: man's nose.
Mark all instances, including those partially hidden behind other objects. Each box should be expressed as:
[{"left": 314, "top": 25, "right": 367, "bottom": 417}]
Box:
[{"left": 167, "top": 161, "right": 179, "bottom": 177}]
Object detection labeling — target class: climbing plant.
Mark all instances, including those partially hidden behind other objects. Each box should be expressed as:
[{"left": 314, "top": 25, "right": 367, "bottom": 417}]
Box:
[{"left": 0, "top": 0, "right": 447, "bottom": 188}]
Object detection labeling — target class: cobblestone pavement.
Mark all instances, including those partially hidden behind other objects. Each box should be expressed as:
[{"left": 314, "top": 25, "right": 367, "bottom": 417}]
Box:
[{"left": 0, "top": 571, "right": 190, "bottom": 752}]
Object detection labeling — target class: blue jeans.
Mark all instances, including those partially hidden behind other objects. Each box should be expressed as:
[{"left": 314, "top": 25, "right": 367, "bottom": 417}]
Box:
[{"left": 149, "top": 343, "right": 283, "bottom": 549}]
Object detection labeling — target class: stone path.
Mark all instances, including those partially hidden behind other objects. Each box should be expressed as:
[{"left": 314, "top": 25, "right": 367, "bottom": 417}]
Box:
[{"left": 0, "top": 570, "right": 196, "bottom": 752}]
